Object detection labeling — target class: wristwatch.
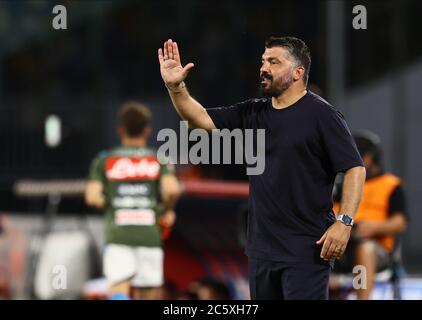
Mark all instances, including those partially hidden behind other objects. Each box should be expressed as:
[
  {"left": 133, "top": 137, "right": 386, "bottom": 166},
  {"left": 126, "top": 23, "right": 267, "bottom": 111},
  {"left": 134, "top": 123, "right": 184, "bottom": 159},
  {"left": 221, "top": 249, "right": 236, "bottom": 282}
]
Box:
[{"left": 337, "top": 214, "right": 354, "bottom": 227}]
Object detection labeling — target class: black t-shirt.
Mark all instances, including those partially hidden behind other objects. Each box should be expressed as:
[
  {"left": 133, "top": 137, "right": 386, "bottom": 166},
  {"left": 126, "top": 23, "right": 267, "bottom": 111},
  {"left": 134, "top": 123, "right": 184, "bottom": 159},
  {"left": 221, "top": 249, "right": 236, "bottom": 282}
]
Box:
[
  {"left": 388, "top": 185, "right": 407, "bottom": 216},
  {"left": 206, "top": 91, "right": 364, "bottom": 263}
]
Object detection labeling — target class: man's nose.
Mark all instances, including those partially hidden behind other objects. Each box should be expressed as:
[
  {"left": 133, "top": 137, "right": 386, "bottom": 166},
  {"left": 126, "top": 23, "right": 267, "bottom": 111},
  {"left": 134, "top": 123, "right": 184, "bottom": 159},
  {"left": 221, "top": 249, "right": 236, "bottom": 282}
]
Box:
[{"left": 260, "top": 63, "right": 269, "bottom": 73}]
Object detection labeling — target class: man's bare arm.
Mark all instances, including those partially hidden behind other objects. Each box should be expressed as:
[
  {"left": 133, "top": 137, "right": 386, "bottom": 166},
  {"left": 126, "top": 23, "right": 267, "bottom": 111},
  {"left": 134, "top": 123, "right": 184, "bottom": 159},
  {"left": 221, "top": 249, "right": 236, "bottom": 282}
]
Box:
[
  {"left": 338, "top": 166, "right": 366, "bottom": 218},
  {"left": 159, "top": 173, "right": 181, "bottom": 228},
  {"left": 85, "top": 181, "right": 106, "bottom": 209},
  {"left": 317, "top": 166, "right": 366, "bottom": 260},
  {"left": 160, "top": 173, "right": 181, "bottom": 211},
  {"left": 374, "top": 213, "right": 407, "bottom": 235},
  {"left": 356, "top": 213, "right": 407, "bottom": 239},
  {"left": 167, "top": 84, "right": 215, "bottom": 130},
  {"left": 158, "top": 39, "right": 215, "bottom": 130}
]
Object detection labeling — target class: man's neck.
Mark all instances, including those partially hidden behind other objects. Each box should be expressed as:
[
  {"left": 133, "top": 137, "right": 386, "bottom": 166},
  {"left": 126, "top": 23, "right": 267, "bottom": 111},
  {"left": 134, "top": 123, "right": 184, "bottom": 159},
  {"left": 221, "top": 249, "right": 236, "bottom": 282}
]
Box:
[
  {"left": 121, "top": 137, "right": 147, "bottom": 148},
  {"left": 272, "top": 85, "right": 307, "bottom": 109}
]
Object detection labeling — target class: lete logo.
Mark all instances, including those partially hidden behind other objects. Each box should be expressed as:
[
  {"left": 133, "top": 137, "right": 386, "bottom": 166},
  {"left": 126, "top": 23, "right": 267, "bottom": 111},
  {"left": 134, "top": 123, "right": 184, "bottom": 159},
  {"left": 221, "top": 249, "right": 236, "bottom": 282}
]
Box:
[{"left": 106, "top": 157, "right": 160, "bottom": 181}]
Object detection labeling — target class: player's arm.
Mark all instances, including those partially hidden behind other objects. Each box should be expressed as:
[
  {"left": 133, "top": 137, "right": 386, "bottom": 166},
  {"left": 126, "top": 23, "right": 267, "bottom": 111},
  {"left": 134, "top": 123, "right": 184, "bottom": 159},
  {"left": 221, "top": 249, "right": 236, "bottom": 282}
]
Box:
[
  {"left": 337, "top": 166, "right": 366, "bottom": 220},
  {"left": 383, "top": 213, "right": 407, "bottom": 234},
  {"left": 85, "top": 155, "right": 107, "bottom": 209},
  {"left": 317, "top": 166, "right": 366, "bottom": 260},
  {"left": 85, "top": 181, "right": 106, "bottom": 209},
  {"left": 158, "top": 39, "right": 215, "bottom": 130},
  {"left": 355, "top": 212, "right": 407, "bottom": 240},
  {"left": 159, "top": 173, "right": 181, "bottom": 227}
]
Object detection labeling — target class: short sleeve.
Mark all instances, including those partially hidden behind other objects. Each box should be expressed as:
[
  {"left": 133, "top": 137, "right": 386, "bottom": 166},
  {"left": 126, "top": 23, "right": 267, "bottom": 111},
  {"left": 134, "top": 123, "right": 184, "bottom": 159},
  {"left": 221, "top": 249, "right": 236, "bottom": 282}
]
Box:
[
  {"left": 388, "top": 185, "right": 407, "bottom": 217},
  {"left": 88, "top": 154, "right": 106, "bottom": 182},
  {"left": 160, "top": 162, "right": 175, "bottom": 176},
  {"left": 318, "top": 108, "right": 364, "bottom": 173},
  {"left": 206, "top": 100, "right": 250, "bottom": 130}
]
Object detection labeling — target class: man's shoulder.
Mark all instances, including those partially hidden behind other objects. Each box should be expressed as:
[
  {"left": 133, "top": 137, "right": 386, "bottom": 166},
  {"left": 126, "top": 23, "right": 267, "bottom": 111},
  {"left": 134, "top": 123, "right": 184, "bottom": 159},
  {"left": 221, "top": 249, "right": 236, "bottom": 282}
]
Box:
[
  {"left": 235, "top": 97, "right": 269, "bottom": 111},
  {"left": 109, "top": 146, "right": 156, "bottom": 157},
  {"left": 240, "top": 97, "right": 270, "bottom": 105},
  {"left": 92, "top": 149, "right": 110, "bottom": 162},
  {"left": 307, "top": 91, "right": 344, "bottom": 118}
]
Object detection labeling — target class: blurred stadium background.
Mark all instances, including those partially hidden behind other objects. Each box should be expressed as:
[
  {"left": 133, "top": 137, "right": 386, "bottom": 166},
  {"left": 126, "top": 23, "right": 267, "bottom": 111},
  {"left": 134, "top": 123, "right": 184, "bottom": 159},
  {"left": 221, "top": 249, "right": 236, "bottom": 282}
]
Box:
[{"left": 0, "top": 0, "right": 421, "bottom": 300}]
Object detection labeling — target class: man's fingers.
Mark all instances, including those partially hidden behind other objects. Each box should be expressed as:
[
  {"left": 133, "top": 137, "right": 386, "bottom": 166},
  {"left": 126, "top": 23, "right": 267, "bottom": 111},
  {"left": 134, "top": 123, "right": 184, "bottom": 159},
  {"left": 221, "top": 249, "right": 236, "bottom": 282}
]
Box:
[
  {"left": 168, "top": 39, "right": 174, "bottom": 60},
  {"left": 173, "top": 42, "right": 181, "bottom": 64},
  {"left": 163, "top": 41, "right": 168, "bottom": 60},
  {"left": 320, "top": 238, "right": 331, "bottom": 259},
  {"left": 332, "top": 246, "right": 342, "bottom": 259},
  {"left": 325, "top": 242, "right": 337, "bottom": 260},
  {"left": 316, "top": 232, "right": 327, "bottom": 245},
  {"left": 182, "top": 63, "right": 195, "bottom": 77},
  {"left": 333, "top": 245, "right": 345, "bottom": 259},
  {"left": 158, "top": 48, "right": 164, "bottom": 64},
  {"left": 323, "top": 242, "right": 335, "bottom": 260},
  {"left": 339, "top": 245, "right": 347, "bottom": 257}
]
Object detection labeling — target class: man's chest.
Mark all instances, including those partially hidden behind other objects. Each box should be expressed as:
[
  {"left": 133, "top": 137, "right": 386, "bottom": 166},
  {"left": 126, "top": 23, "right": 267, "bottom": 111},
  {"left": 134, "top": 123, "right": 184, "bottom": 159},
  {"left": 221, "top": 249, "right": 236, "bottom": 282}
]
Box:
[{"left": 246, "top": 110, "right": 320, "bottom": 153}]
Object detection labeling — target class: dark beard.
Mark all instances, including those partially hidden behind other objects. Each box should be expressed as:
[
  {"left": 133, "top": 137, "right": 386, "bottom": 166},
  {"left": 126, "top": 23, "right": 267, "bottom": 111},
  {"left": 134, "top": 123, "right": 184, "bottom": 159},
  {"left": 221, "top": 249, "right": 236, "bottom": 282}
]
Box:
[{"left": 259, "top": 74, "right": 293, "bottom": 97}]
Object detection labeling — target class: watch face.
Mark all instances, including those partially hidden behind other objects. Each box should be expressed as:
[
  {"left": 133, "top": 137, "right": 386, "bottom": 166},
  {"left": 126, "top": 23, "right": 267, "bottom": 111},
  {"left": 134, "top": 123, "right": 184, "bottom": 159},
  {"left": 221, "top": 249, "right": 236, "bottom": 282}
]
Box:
[{"left": 343, "top": 216, "right": 352, "bottom": 225}]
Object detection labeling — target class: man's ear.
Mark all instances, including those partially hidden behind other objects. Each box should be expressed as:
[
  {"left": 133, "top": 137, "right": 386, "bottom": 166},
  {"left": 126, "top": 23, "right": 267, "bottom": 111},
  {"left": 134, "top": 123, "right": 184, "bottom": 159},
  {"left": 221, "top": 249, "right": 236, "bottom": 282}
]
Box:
[{"left": 294, "top": 66, "right": 305, "bottom": 82}]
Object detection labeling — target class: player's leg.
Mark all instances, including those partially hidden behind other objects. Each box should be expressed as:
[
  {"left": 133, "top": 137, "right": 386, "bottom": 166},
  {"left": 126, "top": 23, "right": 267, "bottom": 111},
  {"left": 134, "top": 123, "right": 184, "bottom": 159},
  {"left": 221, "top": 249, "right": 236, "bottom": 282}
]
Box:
[
  {"left": 131, "top": 286, "right": 160, "bottom": 300},
  {"left": 103, "top": 244, "right": 137, "bottom": 299},
  {"left": 355, "top": 241, "right": 376, "bottom": 299},
  {"left": 282, "top": 262, "right": 331, "bottom": 300},
  {"left": 248, "top": 257, "right": 283, "bottom": 300},
  {"left": 109, "top": 280, "right": 132, "bottom": 299},
  {"left": 131, "top": 246, "right": 164, "bottom": 300}
]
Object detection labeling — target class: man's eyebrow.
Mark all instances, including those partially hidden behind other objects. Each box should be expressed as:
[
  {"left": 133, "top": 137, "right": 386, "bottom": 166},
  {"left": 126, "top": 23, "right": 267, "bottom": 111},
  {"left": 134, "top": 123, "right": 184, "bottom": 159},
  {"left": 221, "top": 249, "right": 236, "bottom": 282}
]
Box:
[{"left": 261, "top": 56, "right": 281, "bottom": 62}]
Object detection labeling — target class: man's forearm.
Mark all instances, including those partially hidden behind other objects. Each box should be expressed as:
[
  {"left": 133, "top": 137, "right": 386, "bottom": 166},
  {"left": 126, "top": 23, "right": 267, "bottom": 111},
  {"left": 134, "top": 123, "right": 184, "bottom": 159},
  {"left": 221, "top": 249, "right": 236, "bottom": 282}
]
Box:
[
  {"left": 161, "top": 183, "right": 180, "bottom": 211},
  {"left": 86, "top": 194, "right": 106, "bottom": 209},
  {"left": 318, "top": 167, "right": 365, "bottom": 260},
  {"left": 162, "top": 193, "right": 179, "bottom": 211},
  {"left": 167, "top": 82, "right": 213, "bottom": 129},
  {"left": 373, "top": 214, "right": 407, "bottom": 236},
  {"left": 339, "top": 166, "right": 366, "bottom": 218},
  {"left": 85, "top": 182, "right": 106, "bottom": 209}
]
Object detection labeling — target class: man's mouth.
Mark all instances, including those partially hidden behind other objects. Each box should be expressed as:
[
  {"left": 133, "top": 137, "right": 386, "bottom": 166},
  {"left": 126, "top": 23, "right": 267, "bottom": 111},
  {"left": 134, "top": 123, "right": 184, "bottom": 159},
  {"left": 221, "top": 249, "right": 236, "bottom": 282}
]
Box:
[
  {"left": 261, "top": 78, "right": 271, "bottom": 86},
  {"left": 260, "top": 75, "right": 272, "bottom": 84}
]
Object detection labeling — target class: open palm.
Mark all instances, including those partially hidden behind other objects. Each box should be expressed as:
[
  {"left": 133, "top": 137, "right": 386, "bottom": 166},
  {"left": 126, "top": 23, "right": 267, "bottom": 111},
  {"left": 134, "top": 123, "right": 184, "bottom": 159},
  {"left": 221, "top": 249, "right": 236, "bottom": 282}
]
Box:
[{"left": 158, "top": 39, "right": 194, "bottom": 88}]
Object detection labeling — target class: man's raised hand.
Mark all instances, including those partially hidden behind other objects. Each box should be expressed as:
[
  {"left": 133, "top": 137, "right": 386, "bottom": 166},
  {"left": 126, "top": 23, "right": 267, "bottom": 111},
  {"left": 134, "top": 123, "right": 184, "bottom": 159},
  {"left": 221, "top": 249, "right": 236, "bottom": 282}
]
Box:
[{"left": 158, "top": 39, "right": 194, "bottom": 91}]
